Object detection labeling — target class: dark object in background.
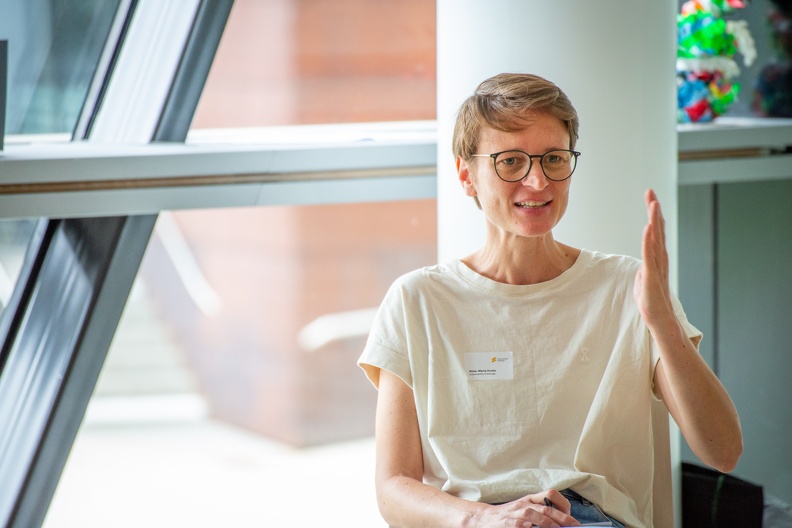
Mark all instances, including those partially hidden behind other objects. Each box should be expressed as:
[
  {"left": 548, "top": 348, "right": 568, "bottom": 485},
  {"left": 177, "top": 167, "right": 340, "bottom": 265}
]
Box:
[
  {"left": 1, "top": 40, "right": 6, "bottom": 151},
  {"left": 682, "top": 462, "right": 764, "bottom": 528},
  {"left": 755, "top": 61, "right": 792, "bottom": 116},
  {"left": 754, "top": 1, "right": 792, "bottom": 117}
]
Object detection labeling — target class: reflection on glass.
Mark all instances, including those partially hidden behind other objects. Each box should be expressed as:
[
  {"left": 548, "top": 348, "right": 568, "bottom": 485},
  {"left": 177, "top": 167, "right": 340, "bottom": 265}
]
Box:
[
  {"left": 42, "top": 1, "right": 438, "bottom": 525},
  {"left": 0, "top": 220, "right": 37, "bottom": 317},
  {"left": 0, "top": 0, "right": 121, "bottom": 135},
  {"left": 141, "top": 202, "right": 437, "bottom": 446},
  {"left": 45, "top": 201, "right": 434, "bottom": 527},
  {"left": 182, "top": 0, "right": 439, "bottom": 447},
  {"left": 192, "top": 0, "right": 436, "bottom": 128}
]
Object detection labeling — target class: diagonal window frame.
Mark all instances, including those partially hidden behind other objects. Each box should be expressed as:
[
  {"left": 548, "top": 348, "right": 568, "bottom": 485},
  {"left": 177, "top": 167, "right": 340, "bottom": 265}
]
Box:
[{"left": 0, "top": 1, "right": 234, "bottom": 526}]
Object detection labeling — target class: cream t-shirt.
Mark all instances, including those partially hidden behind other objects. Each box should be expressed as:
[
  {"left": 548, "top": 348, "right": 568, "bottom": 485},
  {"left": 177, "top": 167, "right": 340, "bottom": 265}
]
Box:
[{"left": 358, "top": 250, "right": 701, "bottom": 528}]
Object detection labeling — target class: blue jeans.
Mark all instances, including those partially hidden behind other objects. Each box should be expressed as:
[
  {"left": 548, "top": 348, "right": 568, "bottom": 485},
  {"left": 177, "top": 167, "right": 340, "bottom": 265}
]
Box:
[{"left": 560, "top": 489, "right": 627, "bottom": 528}]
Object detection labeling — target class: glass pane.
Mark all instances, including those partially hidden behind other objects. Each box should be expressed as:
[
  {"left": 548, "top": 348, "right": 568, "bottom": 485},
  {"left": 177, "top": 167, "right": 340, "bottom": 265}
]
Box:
[
  {"left": 45, "top": 201, "right": 435, "bottom": 527},
  {"left": 0, "top": 219, "right": 38, "bottom": 318},
  {"left": 191, "top": 0, "right": 436, "bottom": 128},
  {"left": 0, "top": 0, "right": 122, "bottom": 135},
  {"left": 147, "top": 202, "right": 436, "bottom": 446}
]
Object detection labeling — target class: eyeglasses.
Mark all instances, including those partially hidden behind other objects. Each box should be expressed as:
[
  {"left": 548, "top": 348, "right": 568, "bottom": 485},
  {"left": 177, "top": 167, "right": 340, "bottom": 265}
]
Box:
[{"left": 471, "top": 149, "right": 581, "bottom": 182}]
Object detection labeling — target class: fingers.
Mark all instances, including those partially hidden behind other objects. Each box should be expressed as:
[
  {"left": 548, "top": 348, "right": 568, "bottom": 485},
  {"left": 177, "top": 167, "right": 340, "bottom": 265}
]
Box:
[
  {"left": 644, "top": 188, "right": 665, "bottom": 232},
  {"left": 636, "top": 190, "right": 674, "bottom": 326},
  {"left": 644, "top": 187, "right": 656, "bottom": 211},
  {"left": 520, "top": 507, "right": 579, "bottom": 528},
  {"left": 543, "top": 507, "right": 580, "bottom": 527},
  {"left": 541, "top": 489, "right": 572, "bottom": 515},
  {"left": 640, "top": 212, "right": 657, "bottom": 268},
  {"left": 641, "top": 189, "right": 668, "bottom": 267},
  {"left": 541, "top": 506, "right": 580, "bottom": 528},
  {"left": 517, "top": 492, "right": 580, "bottom": 527}
]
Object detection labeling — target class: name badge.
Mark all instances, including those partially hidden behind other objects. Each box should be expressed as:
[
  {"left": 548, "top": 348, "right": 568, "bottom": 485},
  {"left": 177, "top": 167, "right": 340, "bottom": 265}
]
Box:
[{"left": 464, "top": 352, "right": 513, "bottom": 380}]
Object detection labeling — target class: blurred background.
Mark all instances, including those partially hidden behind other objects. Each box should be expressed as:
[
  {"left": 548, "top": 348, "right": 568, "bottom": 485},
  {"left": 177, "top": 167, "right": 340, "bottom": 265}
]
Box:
[{"left": 1, "top": 0, "right": 789, "bottom": 526}]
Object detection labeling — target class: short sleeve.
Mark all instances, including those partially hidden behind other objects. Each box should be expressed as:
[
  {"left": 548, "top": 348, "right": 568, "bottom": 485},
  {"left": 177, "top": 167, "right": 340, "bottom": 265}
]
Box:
[{"left": 357, "top": 279, "right": 414, "bottom": 390}]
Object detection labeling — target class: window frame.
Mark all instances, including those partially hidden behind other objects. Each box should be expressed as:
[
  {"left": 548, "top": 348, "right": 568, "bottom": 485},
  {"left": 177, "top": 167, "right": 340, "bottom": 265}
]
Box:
[{"left": 0, "top": 2, "right": 236, "bottom": 526}]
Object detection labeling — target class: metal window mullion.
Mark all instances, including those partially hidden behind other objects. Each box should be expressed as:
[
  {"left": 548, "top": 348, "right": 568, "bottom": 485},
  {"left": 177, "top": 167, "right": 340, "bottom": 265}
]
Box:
[
  {"left": 154, "top": 0, "right": 235, "bottom": 142},
  {"left": 0, "top": 2, "right": 235, "bottom": 528},
  {"left": 0, "top": 220, "right": 50, "bottom": 373},
  {"left": 5, "top": 216, "right": 157, "bottom": 528},
  {"left": 72, "top": 0, "right": 138, "bottom": 141},
  {"left": 87, "top": 0, "right": 202, "bottom": 143}
]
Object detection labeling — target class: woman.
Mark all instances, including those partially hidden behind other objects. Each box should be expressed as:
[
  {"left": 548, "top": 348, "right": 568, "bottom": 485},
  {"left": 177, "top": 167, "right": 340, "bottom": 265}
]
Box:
[{"left": 358, "top": 73, "right": 742, "bottom": 528}]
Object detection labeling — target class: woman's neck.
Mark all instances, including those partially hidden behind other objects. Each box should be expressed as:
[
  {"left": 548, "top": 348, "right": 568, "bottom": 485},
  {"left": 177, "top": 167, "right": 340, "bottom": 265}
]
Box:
[{"left": 462, "top": 234, "right": 581, "bottom": 285}]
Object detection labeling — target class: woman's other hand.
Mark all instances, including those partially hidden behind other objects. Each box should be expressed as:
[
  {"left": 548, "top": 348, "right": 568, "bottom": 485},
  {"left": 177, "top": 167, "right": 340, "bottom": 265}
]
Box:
[{"left": 472, "top": 490, "right": 581, "bottom": 528}]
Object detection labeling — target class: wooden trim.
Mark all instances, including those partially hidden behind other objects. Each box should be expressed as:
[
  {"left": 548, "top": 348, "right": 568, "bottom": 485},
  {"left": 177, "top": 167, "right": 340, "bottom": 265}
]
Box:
[
  {"left": 678, "top": 147, "right": 767, "bottom": 161},
  {"left": 0, "top": 165, "right": 436, "bottom": 195}
]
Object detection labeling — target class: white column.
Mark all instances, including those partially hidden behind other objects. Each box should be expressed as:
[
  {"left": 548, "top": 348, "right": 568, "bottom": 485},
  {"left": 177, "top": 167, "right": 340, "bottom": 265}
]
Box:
[{"left": 437, "top": 1, "right": 680, "bottom": 526}]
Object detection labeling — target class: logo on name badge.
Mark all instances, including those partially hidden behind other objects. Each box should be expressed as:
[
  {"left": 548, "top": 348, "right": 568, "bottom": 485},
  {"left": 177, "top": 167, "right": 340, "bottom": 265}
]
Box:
[{"left": 464, "top": 352, "right": 514, "bottom": 380}]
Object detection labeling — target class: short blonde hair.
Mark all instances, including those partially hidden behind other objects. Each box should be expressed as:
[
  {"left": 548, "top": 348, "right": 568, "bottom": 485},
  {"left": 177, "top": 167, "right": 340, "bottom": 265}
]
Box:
[{"left": 452, "top": 73, "right": 579, "bottom": 161}]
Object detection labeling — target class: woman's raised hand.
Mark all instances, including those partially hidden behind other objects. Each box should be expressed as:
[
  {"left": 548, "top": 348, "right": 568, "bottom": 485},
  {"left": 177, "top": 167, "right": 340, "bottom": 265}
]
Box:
[{"left": 633, "top": 189, "right": 676, "bottom": 330}]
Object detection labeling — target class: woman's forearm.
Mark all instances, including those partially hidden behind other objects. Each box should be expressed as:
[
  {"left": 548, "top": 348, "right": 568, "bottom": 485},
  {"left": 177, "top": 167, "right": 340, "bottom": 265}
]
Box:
[
  {"left": 651, "top": 317, "right": 743, "bottom": 472},
  {"left": 376, "top": 474, "right": 486, "bottom": 528}
]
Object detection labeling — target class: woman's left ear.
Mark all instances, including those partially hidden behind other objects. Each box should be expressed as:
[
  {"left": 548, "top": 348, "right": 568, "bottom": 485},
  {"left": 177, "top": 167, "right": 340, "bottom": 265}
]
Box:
[{"left": 457, "top": 157, "right": 477, "bottom": 197}]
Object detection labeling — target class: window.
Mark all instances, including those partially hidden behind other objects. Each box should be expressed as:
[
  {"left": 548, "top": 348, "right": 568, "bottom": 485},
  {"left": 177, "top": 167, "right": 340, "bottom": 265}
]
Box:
[
  {"left": 192, "top": 0, "right": 436, "bottom": 128},
  {"left": 0, "top": 0, "right": 122, "bottom": 136},
  {"left": 169, "top": 0, "right": 438, "bottom": 448},
  {"left": 36, "top": 1, "right": 438, "bottom": 527},
  {"left": 0, "top": 0, "right": 122, "bottom": 321},
  {"left": 0, "top": 220, "right": 37, "bottom": 320}
]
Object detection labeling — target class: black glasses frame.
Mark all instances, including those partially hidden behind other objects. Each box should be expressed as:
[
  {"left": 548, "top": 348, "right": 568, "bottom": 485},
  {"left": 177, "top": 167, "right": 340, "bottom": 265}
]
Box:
[{"left": 471, "top": 149, "right": 581, "bottom": 183}]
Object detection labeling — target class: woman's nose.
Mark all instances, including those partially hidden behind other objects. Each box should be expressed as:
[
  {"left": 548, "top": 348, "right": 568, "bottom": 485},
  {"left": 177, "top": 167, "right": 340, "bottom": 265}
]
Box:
[{"left": 521, "top": 160, "right": 548, "bottom": 190}]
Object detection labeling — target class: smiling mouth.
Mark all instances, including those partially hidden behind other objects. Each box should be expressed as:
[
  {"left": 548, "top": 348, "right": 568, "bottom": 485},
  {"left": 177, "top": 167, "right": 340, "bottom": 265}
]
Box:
[{"left": 515, "top": 200, "right": 549, "bottom": 208}]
